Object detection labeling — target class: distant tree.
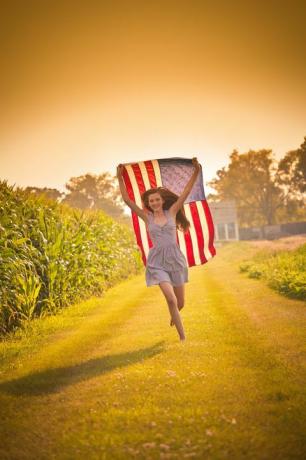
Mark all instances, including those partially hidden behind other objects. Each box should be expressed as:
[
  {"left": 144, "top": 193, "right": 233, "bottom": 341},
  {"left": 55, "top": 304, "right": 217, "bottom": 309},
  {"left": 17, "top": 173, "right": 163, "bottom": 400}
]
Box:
[
  {"left": 207, "top": 149, "right": 285, "bottom": 227},
  {"left": 62, "top": 172, "right": 125, "bottom": 218},
  {"left": 276, "top": 136, "right": 306, "bottom": 200},
  {"left": 24, "top": 186, "right": 63, "bottom": 201}
]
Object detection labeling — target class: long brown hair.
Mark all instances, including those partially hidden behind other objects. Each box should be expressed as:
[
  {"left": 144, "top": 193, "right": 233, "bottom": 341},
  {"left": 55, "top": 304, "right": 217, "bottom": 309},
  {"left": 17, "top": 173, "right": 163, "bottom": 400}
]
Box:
[{"left": 141, "top": 187, "right": 190, "bottom": 233}]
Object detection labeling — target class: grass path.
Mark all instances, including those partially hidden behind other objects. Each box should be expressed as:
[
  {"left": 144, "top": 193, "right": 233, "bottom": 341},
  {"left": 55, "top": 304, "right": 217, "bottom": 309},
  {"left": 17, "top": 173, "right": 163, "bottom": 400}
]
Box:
[{"left": 0, "top": 242, "right": 305, "bottom": 459}]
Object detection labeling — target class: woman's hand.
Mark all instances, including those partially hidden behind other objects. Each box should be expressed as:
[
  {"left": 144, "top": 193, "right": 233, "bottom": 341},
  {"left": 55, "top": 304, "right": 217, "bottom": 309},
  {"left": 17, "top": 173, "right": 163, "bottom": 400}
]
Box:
[
  {"left": 116, "top": 164, "right": 129, "bottom": 200},
  {"left": 192, "top": 157, "right": 201, "bottom": 172}
]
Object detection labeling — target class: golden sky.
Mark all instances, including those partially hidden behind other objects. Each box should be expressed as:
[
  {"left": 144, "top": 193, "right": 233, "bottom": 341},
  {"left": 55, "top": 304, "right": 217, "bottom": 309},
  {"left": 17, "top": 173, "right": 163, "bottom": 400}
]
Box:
[{"left": 1, "top": 0, "right": 305, "bottom": 193}]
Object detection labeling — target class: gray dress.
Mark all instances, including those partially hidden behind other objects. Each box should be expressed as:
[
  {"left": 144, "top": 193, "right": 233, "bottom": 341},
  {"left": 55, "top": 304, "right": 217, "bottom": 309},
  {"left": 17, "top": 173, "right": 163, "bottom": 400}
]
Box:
[{"left": 145, "top": 209, "right": 189, "bottom": 287}]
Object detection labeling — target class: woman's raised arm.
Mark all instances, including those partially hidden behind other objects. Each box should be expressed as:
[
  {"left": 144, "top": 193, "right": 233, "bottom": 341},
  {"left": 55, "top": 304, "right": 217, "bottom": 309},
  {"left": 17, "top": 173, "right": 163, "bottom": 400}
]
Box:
[
  {"left": 169, "top": 158, "right": 201, "bottom": 215},
  {"left": 116, "top": 164, "right": 148, "bottom": 222},
  {"left": 116, "top": 164, "right": 131, "bottom": 203}
]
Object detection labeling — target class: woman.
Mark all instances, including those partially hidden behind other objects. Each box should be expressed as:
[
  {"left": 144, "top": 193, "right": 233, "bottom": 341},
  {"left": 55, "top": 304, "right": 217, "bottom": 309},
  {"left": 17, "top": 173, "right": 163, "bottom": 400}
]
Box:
[{"left": 117, "top": 158, "right": 201, "bottom": 341}]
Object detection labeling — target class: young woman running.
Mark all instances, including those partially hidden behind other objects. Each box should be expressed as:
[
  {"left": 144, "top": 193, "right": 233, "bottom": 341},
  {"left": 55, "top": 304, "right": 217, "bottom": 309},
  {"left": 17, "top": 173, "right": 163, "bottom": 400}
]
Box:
[{"left": 117, "top": 158, "right": 201, "bottom": 341}]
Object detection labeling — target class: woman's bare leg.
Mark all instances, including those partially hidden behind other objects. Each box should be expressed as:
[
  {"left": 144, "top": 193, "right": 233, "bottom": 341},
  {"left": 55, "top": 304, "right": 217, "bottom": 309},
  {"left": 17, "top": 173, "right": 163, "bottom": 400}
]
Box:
[
  {"left": 170, "top": 284, "right": 185, "bottom": 326},
  {"left": 159, "top": 281, "right": 185, "bottom": 340}
]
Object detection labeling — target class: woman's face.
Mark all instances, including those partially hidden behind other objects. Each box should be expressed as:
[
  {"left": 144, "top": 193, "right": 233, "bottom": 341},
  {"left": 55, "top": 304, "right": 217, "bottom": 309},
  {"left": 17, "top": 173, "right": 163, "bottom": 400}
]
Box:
[{"left": 148, "top": 192, "right": 164, "bottom": 211}]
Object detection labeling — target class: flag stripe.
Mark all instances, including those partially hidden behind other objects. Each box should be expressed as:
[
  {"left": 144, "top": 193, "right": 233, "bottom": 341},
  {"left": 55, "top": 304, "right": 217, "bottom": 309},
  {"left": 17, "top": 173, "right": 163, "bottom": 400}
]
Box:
[
  {"left": 137, "top": 161, "right": 154, "bottom": 251},
  {"left": 138, "top": 161, "right": 152, "bottom": 190},
  {"left": 177, "top": 223, "right": 188, "bottom": 261},
  {"left": 198, "top": 201, "right": 215, "bottom": 261},
  {"left": 125, "top": 164, "right": 150, "bottom": 261},
  {"left": 122, "top": 165, "right": 147, "bottom": 265},
  {"left": 202, "top": 200, "right": 216, "bottom": 256},
  {"left": 130, "top": 163, "right": 151, "bottom": 258},
  {"left": 152, "top": 159, "right": 163, "bottom": 186},
  {"left": 197, "top": 201, "right": 211, "bottom": 261},
  {"left": 182, "top": 205, "right": 196, "bottom": 266},
  {"left": 188, "top": 201, "right": 207, "bottom": 264},
  {"left": 144, "top": 160, "right": 158, "bottom": 187}
]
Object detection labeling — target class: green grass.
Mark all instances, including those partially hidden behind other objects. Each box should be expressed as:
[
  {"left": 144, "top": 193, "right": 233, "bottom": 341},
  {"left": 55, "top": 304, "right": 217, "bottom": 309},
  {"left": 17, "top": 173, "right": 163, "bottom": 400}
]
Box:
[{"left": 0, "top": 241, "right": 305, "bottom": 459}]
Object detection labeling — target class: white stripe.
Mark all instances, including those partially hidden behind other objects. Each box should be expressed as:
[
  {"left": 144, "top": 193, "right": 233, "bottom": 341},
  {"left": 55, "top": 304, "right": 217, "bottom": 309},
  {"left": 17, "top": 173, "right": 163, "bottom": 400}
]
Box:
[
  {"left": 196, "top": 201, "right": 213, "bottom": 260},
  {"left": 125, "top": 164, "right": 150, "bottom": 257},
  {"left": 138, "top": 161, "right": 151, "bottom": 190},
  {"left": 184, "top": 204, "right": 201, "bottom": 265}
]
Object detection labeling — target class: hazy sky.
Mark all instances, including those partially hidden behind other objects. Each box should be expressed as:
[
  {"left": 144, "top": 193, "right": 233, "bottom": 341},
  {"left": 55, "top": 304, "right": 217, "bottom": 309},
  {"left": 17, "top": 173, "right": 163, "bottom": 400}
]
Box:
[{"left": 1, "top": 0, "right": 305, "bottom": 194}]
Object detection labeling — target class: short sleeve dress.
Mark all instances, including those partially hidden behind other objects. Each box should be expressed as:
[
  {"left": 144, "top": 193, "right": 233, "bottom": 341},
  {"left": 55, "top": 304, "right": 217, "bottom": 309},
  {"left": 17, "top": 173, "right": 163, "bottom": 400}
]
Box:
[{"left": 145, "top": 209, "right": 189, "bottom": 287}]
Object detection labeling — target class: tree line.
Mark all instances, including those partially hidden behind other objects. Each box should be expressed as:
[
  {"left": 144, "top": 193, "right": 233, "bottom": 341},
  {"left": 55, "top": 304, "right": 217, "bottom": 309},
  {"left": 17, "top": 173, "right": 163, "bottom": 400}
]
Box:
[
  {"left": 207, "top": 136, "right": 305, "bottom": 227},
  {"left": 24, "top": 172, "right": 131, "bottom": 226},
  {"left": 24, "top": 136, "right": 306, "bottom": 228}
]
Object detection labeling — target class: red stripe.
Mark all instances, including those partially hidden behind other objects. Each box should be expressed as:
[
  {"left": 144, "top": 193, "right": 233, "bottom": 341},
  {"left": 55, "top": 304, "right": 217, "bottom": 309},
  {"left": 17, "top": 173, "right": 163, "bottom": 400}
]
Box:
[
  {"left": 131, "top": 163, "right": 146, "bottom": 195},
  {"left": 202, "top": 200, "right": 217, "bottom": 256},
  {"left": 189, "top": 201, "right": 207, "bottom": 264},
  {"left": 183, "top": 204, "right": 196, "bottom": 267},
  {"left": 122, "top": 166, "right": 147, "bottom": 265},
  {"left": 144, "top": 160, "right": 158, "bottom": 187},
  {"left": 130, "top": 163, "right": 153, "bottom": 250}
]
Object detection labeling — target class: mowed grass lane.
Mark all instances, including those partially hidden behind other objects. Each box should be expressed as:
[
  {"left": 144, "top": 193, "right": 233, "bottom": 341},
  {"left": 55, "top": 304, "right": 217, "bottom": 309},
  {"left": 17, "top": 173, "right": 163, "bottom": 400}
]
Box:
[{"left": 0, "top": 242, "right": 305, "bottom": 460}]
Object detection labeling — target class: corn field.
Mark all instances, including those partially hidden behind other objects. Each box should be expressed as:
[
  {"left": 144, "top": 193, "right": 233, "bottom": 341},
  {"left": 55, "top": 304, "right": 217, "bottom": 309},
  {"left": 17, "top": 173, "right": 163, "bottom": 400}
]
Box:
[{"left": 0, "top": 180, "right": 142, "bottom": 335}]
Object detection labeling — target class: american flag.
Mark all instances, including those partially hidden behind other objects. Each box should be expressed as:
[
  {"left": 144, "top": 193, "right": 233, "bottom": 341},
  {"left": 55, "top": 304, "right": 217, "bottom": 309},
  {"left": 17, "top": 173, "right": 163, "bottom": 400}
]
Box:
[{"left": 122, "top": 157, "right": 216, "bottom": 267}]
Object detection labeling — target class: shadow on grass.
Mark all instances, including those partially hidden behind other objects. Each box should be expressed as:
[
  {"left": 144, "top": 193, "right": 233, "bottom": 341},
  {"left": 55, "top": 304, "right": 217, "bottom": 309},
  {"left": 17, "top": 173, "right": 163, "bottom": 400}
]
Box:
[{"left": 0, "top": 341, "right": 165, "bottom": 396}]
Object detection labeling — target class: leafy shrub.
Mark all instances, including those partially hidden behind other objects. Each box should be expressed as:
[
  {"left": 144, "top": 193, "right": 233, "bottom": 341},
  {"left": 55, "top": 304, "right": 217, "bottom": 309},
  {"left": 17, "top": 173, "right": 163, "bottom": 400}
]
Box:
[{"left": 239, "top": 244, "right": 306, "bottom": 301}]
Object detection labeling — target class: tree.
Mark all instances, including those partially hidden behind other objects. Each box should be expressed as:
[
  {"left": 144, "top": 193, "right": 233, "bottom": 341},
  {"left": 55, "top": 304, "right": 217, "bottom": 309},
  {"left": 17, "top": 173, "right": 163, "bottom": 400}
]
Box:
[
  {"left": 276, "top": 136, "right": 306, "bottom": 201},
  {"left": 62, "top": 172, "right": 125, "bottom": 218},
  {"left": 207, "top": 149, "right": 285, "bottom": 227}
]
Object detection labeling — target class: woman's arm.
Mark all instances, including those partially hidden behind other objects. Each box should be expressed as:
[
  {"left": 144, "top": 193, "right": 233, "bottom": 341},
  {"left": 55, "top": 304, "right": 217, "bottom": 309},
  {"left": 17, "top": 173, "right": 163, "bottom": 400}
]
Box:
[
  {"left": 169, "top": 158, "right": 201, "bottom": 215},
  {"left": 116, "top": 164, "right": 148, "bottom": 222},
  {"left": 117, "top": 164, "right": 131, "bottom": 203}
]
